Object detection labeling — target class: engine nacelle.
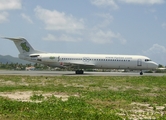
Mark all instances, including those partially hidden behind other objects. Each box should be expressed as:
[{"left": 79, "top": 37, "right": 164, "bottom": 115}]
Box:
[
  {"left": 29, "top": 54, "right": 59, "bottom": 63},
  {"left": 40, "top": 55, "right": 59, "bottom": 62}
]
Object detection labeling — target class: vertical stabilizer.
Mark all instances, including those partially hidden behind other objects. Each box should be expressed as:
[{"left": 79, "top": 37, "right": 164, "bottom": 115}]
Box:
[{"left": 3, "top": 37, "right": 42, "bottom": 54}]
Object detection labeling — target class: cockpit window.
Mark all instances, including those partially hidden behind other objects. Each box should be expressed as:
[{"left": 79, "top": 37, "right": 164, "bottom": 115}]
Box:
[{"left": 145, "top": 59, "right": 151, "bottom": 62}]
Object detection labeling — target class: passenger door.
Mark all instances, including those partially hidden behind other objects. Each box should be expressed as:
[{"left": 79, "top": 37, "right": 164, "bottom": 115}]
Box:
[{"left": 137, "top": 59, "right": 142, "bottom": 66}]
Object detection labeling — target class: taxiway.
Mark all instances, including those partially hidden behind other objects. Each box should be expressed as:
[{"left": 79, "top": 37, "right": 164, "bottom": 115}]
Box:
[{"left": 0, "top": 70, "right": 165, "bottom": 76}]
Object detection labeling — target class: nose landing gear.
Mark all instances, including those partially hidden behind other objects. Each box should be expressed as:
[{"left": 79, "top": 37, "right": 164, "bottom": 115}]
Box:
[{"left": 140, "top": 70, "right": 143, "bottom": 75}]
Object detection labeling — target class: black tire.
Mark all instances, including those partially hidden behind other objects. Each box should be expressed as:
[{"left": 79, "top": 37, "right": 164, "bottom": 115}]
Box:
[
  {"left": 140, "top": 71, "right": 143, "bottom": 75},
  {"left": 75, "top": 70, "right": 84, "bottom": 74}
]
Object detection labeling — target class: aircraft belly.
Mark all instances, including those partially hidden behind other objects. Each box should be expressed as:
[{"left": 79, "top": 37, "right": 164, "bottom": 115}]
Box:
[
  {"left": 127, "top": 63, "right": 147, "bottom": 70},
  {"left": 95, "top": 62, "right": 128, "bottom": 69}
]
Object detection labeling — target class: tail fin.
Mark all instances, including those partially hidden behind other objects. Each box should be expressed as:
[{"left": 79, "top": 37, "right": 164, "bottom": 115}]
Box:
[{"left": 3, "top": 37, "right": 42, "bottom": 54}]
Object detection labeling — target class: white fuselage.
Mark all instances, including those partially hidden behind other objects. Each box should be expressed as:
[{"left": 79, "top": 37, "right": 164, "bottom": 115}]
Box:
[
  {"left": 19, "top": 53, "right": 158, "bottom": 70},
  {"left": 3, "top": 37, "right": 158, "bottom": 75}
]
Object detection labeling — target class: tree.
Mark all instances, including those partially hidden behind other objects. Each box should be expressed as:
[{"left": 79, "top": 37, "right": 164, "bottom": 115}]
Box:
[{"left": 158, "top": 64, "right": 164, "bottom": 68}]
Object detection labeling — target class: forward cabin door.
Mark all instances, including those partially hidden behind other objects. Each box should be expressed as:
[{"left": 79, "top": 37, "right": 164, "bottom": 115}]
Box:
[{"left": 137, "top": 59, "right": 142, "bottom": 66}]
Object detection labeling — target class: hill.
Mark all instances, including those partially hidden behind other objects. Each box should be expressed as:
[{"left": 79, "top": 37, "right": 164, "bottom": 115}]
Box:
[{"left": 0, "top": 55, "right": 33, "bottom": 64}]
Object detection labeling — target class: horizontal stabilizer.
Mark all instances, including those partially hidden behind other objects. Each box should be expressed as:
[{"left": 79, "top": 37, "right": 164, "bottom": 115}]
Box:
[{"left": 2, "top": 37, "right": 43, "bottom": 54}]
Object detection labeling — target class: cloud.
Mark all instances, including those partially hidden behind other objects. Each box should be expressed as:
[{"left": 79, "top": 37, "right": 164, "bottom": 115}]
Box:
[
  {"left": 0, "top": 12, "right": 8, "bottom": 23},
  {"left": 0, "top": 0, "right": 22, "bottom": 11},
  {"left": 0, "top": 0, "right": 21, "bottom": 23},
  {"left": 162, "top": 23, "right": 166, "bottom": 29},
  {"left": 34, "top": 6, "right": 84, "bottom": 33},
  {"left": 91, "top": 0, "right": 119, "bottom": 9},
  {"left": 119, "top": 0, "right": 165, "bottom": 5},
  {"left": 43, "top": 34, "right": 82, "bottom": 42},
  {"left": 89, "top": 13, "right": 126, "bottom": 44},
  {"left": 91, "top": 0, "right": 164, "bottom": 9},
  {"left": 95, "top": 13, "right": 114, "bottom": 28},
  {"left": 21, "top": 13, "right": 33, "bottom": 24},
  {"left": 143, "top": 44, "right": 166, "bottom": 65},
  {"left": 144, "top": 44, "right": 166, "bottom": 53},
  {"left": 90, "top": 30, "right": 126, "bottom": 44}
]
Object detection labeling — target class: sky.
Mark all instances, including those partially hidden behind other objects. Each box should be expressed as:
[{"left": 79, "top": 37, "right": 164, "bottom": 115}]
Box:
[{"left": 0, "top": 0, "right": 166, "bottom": 65}]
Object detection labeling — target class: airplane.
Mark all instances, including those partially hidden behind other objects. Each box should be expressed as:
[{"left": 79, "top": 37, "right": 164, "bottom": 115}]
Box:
[{"left": 2, "top": 37, "right": 158, "bottom": 75}]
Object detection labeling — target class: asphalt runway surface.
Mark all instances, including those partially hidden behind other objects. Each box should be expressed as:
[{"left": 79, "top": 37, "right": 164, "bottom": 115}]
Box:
[{"left": 0, "top": 70, "right": 165, "bottom": 76}]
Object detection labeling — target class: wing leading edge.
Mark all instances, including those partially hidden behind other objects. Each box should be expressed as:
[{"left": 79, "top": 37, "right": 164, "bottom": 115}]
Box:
[{"left": 60, "top": 61, "right": 95, "bottom": 68}]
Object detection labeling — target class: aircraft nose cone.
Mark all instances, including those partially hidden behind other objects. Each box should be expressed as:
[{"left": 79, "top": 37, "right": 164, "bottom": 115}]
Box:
[
  {"left": 153, "top": 62, "right": 158, "bottom": 69},
  {"left": 148, "top": 61, "right": 158, "bottom": 69}
]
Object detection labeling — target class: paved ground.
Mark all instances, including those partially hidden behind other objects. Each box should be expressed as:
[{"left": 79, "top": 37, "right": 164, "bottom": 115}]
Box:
[{"left": 0, "top": 70, "right": 165, "bottom": 76}]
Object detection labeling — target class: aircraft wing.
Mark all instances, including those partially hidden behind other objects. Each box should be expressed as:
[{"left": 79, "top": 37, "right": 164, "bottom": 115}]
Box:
[{"left": 61, "top": 61, "right": 95, "bottom": 68}]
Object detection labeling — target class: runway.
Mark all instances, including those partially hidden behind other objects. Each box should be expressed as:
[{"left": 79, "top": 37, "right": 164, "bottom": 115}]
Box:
[{"left": 0, "top": 70, "right": 165, "bottom": 76}]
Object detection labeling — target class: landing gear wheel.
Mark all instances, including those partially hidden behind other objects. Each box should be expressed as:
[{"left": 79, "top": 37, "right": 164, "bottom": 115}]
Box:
[
  {"left": 140, "top": 71, "right": 143, "bottom": 75},
  {"left": 75, "top": 70, "right": 84, "bottom": 74}
]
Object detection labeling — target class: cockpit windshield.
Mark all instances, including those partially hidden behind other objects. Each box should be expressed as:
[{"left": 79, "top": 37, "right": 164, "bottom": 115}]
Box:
[{"left": 145, "top": 59, "right": 151, "bottom": 62}]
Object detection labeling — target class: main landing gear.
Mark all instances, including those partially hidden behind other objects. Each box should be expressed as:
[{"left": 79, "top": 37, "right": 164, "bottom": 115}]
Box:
[
  {"left": 75, "top": 70, "right": 84, "bottom": 74},
  {"left": 140, "top": 70, "right": 143, "bottom": 75}
]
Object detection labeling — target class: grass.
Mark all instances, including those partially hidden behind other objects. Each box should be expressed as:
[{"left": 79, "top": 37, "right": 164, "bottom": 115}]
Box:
[{"left": 0, "top": 75, "right": 166, "bottom": 119}]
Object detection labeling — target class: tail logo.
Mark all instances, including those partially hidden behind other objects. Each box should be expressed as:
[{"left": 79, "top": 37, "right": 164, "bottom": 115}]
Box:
[{"left": 20, "top": 42, "right": 30, "bottom": 52}]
